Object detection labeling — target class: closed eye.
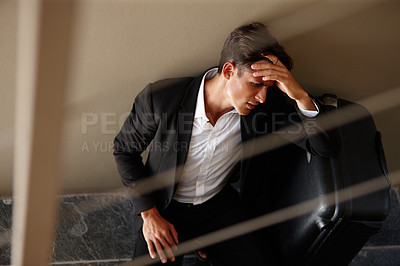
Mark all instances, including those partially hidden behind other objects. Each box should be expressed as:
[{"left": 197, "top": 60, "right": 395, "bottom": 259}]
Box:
[{"left": 251, "top": 82, "right": 265, "bottom": 87}]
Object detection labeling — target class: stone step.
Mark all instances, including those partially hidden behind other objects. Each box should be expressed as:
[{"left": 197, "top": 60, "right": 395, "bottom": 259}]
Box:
[{"left": 1, "top": 187, "right": 398, "bottom": 265}]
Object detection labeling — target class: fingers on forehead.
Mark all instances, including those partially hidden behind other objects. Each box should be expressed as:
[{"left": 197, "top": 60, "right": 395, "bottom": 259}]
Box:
[
  {"left": 264, "top": 54, "right": 278, "bottom": 60},
  {"left": 255, "top": 54, "right": 277, "bottom": 65},
  {"left": 252, "top": 59, "right": 273, "bottom": 66}
]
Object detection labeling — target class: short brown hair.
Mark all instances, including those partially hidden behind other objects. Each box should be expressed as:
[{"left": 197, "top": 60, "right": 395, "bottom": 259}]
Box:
[{"left": 218, "top": 22, "right": 293, "bottom": 76}]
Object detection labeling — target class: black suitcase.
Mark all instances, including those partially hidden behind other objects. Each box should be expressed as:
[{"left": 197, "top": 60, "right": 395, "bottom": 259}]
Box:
[{"left": 256, "top": 94, "right": 391, "bottom": 266}]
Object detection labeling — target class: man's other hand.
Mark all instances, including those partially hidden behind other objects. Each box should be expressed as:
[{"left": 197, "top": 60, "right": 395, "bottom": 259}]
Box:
[{"left": 141, "top": 207, "right": 179, "bottom": 263}]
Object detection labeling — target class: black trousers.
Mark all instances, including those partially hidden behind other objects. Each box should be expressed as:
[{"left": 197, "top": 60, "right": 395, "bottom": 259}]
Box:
[{"left": 132, "top": 185, "right": 279, "bottom": 266}]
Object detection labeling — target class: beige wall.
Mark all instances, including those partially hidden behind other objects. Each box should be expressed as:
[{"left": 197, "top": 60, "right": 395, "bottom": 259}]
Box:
[{"left": 1, "top": 0, "right": 399, "bottom": 196}]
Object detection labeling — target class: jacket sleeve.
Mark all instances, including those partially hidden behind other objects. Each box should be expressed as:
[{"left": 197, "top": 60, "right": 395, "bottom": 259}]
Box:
[
  {"left": 292, "top": 97, "right": 340, "bottom": 157},
  {"left": 113, "top": 83, "right": 158, "bottom": 215},
  {"left": 262, "top": 86, "right": 339, "bottom": 157}
]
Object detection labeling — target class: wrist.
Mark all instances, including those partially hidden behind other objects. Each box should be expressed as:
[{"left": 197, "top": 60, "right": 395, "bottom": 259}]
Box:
[
  {"left": 141, "top": 206, "right": 158, "bottom": 220},
  {"left": 296, "top": 94, "right": 317, "bottom": 111}
]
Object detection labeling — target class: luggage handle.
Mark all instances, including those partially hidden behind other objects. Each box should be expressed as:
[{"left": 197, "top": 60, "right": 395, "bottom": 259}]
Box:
[{"left": 320, "top": 93, "right": 338, "bottom": 108}]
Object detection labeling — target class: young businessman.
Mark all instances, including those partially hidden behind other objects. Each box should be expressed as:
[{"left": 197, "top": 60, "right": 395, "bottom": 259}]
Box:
[{"left": 114, "top": 22, "right": 334, "bottom": 265}]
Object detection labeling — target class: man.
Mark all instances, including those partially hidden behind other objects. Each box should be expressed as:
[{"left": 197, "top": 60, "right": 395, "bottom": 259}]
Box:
[{"left": 113, "top": 22, "right": 335, "bottom": 265}]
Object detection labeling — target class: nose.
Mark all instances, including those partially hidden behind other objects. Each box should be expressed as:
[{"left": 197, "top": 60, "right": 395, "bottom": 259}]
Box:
[{"left": 255, "top": 86, "right": 267, "bottom": 103}]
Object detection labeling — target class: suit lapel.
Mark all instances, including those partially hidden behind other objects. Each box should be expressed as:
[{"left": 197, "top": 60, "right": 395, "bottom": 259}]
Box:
[
  {"left": 240, "top": 113, "right": 257, "bottom": 178},
  {"left": 174, "top": 73, "right": 203, "bottom": 185}
]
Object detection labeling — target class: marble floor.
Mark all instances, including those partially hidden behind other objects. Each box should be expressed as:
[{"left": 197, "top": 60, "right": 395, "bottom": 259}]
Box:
[{"left": 1, "top": 187, "right": 399, "bottom": 266}]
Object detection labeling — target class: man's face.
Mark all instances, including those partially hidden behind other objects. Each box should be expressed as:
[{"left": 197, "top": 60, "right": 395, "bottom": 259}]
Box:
[{"left": 226, "top": 67, "right": 274, "bottom": 115}]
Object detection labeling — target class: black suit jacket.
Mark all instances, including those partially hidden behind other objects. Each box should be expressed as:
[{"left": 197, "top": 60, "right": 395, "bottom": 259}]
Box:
[{"left": 113, "top": 69, "right": 337, "bottom": 216}]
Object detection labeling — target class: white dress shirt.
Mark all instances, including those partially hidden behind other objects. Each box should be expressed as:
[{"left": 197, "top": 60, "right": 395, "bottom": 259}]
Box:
[
  {"left": 173, "top": 68, "right": 318, "bottom": 204},
  {"left": 173, "top": 68, "right": 241, "bottom": 204}
]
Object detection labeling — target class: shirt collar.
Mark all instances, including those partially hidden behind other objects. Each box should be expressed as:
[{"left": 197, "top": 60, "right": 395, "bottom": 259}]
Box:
[{"left": 195, "top": 68, "right": 238, "bottom": 122}]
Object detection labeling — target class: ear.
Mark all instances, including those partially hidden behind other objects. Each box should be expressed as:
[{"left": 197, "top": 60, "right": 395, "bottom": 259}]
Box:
[{"left": 222, "top": 62, "right": 235, "bottom": 80}]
